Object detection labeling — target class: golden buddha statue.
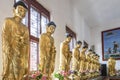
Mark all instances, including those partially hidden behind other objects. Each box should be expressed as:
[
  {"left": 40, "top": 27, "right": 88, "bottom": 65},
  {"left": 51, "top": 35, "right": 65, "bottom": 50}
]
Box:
[
  {"left": 89, "top": 52, "right": 95, "bottom": 78},
  {"left": 92, "top": 52, "right": 97, "bottom": 77},
  {"left": 49, "top": 45, "right": 56, "bottom": 75},
  {"left": 108, "top": 57, "right": 116, "bottom": 76},
  {"left": 68, "top": 41, "right": 82, "bottom": 80},
  {"left": 79, "top": 45, "right": 88, "bottom": 73},
  {"left": 92, "top": 53, "right": 96, "bottom": 72},
  {"left": 59, "top": 33, "right": 72, "bottom": 72},
  {"left": 67, "top": 51, "right": 72, "bottom": 72},
  {"left": 2, "top": 1, "right": 29, "bottom": 80},
  {"left": 97, "top": 55, "right": 100, "bottom": 72},
  {"left": 96, "top": 55, "right": 100, "bottom": 76},
  {"left": 39, "top": 21, "right": 56, "bottom": 79},
  {"left": 72, "top": 41, "right": 82, "bottom": 71},
  {"left": 90, "top": 52, "right": 94, "bottom": 71},
  {"left": 95, "top": 55, "right": 98, "bottom": 72},
  {"left": 86, "top": 49, "right": 92, "bottom": 72},
  {"left": 93, "top": 54, "right": 98, "bottom": 77}
]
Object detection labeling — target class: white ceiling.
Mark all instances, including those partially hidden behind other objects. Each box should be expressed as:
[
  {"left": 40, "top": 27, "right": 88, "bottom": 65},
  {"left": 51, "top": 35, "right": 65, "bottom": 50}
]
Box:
[{"left": 72, "top": 0, "right": 120, "bottom": 27}]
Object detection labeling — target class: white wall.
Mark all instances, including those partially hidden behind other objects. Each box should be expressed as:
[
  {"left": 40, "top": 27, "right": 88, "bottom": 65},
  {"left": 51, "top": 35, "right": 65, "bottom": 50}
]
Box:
[
  {"left": 91, "top": 20, "right": 120, "bottom": 71},
  {"left": 72, "top": 6, "right": 92, "bottom": 47}
]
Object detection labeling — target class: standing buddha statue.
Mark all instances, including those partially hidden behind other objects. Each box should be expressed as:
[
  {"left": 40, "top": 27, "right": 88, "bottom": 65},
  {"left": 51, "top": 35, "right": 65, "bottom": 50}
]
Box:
[
  {"left": 2, "top": 1, "right": 29, "bottom": 80},
  {"left": 59, "top": 33, "right": 72, "bottom": 72},
  {"left": 108, "top": 57, "right": 116, "bottom": 76},
  {"left": 79, "top": 45, "right": 88, "bottom": 73},
  {"left": 39, "top": 21, "right": 56, "bottom": 80},
  {"left": 72, "top": 41, "right": 82, "bottom": 71}
]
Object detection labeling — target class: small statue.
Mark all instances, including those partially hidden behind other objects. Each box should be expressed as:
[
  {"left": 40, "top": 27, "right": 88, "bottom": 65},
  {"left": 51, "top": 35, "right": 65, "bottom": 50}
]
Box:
[
  {"left": 59, "top": 33, "right": 72, "bottom": 72},
  {"left": 92, "top": 52, "right": 96, "bottom": 73},
  {"left": 97, "top": 55, "right": 100, "bottom": 72},
  {"left": 96, "top": 54, "right": 100, "bottom": 76},
  {"left": 67, "top": 51, "right": 72, "bottom": 72},
  {"left": 39, "top": 21, "right": 56, "bottom": 79},
  {"left": 49, "top": 45, "right": 56, "bottom": 75},
  {"left": 72, "top": 41, "right": 82, "bottom": 71},
  {"left": 68, "top": 41, "right": 82, "bottom": 80},
  {"left": 79, "top": 45, "right": 88, "bottom": 73},
  {"left": 89, "top": 52, "right": 96, "bottom": 78},
  {"left": 86, "top": 49, "right": 92, "bottom": 72},
  {"left": 108, "top": 57, "right": 116, "bottom": 76},
  {"left": 2, "top": 1, "right": 29, "bottom": 80},
  {"left": 93, "top": 53, "right": 99, "bottom": 77}
]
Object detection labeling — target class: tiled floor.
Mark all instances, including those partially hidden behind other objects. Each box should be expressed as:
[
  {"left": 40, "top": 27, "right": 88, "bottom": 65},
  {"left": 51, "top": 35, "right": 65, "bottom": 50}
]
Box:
[
  {"left": 89, "top": 76, "right": 120, "bottom": 80},
  {"left": 102, "top": 76, "right": 120, "bottom": 80}
]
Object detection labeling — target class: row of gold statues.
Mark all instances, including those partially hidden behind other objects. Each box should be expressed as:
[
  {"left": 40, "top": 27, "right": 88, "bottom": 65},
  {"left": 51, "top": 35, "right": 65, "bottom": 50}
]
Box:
[
  {"left": 59, "top": 36, "right": 101, "bottom": 80},
  {"left": 1, "top": 1, "right": 116, "bottom": 80}
]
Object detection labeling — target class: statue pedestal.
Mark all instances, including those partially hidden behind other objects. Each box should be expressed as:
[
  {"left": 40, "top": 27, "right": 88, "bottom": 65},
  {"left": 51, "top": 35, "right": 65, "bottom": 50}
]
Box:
[
  {"left": 108, "top": 76, "right": 120, "bottom": 80},
  {"left": 88, "top": 76, "right": 102, "bottom": 80},
  {"left": 68, "top": 74, "right": 80, "bottom": 80}
]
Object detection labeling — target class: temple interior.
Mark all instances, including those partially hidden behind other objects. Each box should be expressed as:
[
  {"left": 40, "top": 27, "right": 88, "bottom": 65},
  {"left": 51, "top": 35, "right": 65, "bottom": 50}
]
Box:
[{"left": 0, "top": 0, "right": 120, "bottom": 80}]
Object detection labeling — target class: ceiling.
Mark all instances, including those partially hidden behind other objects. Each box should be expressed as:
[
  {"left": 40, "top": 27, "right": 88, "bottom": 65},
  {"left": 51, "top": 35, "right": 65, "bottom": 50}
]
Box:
[{"left": 72, "top": 0, "right": 120, "bottom": 27}]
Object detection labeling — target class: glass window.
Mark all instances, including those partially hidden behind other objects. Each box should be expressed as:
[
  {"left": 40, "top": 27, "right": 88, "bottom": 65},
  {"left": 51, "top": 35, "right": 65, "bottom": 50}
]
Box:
[
  {"left": 30, "top": 7, "right": 40, "bottom": 38},
  {"left": 30, "top": 41, "right": 38, "bottom": 71},
  {"left": 22, "top": 12, "right": 28, "bottom": 26},
  {"left": 16, "top": 0, "right": 20, "bottom": 2},
  {"left": 69, "top": 37, "right": 76, "bottom": 51},
  {"left": 41, "top": 15, "right": 48, "bottom": 33}
]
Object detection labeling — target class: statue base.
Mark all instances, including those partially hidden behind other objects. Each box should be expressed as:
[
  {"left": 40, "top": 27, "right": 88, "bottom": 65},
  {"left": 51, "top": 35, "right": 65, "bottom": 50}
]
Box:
[{"left": 68, "top": 73, "right": 80, "bottom": 80}]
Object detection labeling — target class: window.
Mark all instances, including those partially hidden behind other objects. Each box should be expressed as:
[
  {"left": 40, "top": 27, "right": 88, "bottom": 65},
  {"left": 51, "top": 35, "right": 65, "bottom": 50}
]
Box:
[
  {"left": 15, "top": 0, "right": 50, "bottom": 71},
  {"left": 66, "top": 26, "right": 76, "bottom": 51}
]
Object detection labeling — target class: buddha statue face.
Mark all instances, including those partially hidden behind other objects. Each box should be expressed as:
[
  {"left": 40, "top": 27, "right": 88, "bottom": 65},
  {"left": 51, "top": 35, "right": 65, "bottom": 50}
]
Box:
[
  {"left": 66, "top": 36, "right": 72, "bottom": 43},
  {"left": 13, "top": 5, "right": 27, "bottom": 19},
  {"left": 46, "top": 25, "right": 56, "bottom": 34},
  {"left": 76, "top": 43, "right": 82, "bottom": 48},
  {"left": 82, "top": 47, "right": 88, "bottom": 52},
  {"left": 109, "top": 57, "right": 114, "bottom": 61},
  {"left": 87, "top": 51, "right": 92, "bottom": 56}
]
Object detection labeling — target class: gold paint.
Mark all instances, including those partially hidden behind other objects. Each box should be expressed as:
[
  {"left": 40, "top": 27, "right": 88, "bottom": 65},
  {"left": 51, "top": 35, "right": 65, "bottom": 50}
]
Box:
[
  {"left": 108, "top": 57, "right": 116, "bottom": 76},
  {"left": 72, "top": 43, "right": 81, "bottom": 71},
  {"left": 59, "top": 36, "right": 72, "bottom": 72},
  {"left": 79, "top": 47, "right": 87, "bottom": 72},
  {"left": 2, "top": 5, "right": 29, "bottom": 80},
  {"left": 39, "top": 24, "right": 56, "bottom": 80}
]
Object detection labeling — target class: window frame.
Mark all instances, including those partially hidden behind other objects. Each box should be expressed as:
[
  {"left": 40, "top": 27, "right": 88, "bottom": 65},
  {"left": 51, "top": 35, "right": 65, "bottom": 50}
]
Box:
[{"left": 66, "top": 26, "right": 76, "bottom": 51}]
